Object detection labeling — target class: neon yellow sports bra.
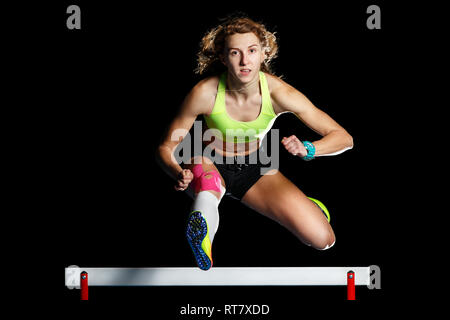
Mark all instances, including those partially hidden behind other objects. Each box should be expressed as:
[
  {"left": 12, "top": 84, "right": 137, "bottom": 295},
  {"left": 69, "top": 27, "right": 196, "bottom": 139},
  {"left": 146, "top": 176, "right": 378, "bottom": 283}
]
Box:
[{"left": 204, "top": 71, "right": 277, "bottom": 143}]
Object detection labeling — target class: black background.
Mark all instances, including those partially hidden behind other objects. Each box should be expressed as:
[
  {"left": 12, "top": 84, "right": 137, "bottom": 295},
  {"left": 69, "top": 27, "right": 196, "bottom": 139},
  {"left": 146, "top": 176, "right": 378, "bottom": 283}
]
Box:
[{"left": 17, "top": 0, "right": 426, "bottom": 315}]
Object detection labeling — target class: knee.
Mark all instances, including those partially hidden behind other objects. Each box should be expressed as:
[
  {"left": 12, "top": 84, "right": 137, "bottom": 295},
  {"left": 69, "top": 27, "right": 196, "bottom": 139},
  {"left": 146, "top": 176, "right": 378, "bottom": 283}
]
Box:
[
  {"left": 311, "top": 228, "right": 336, "bottom": 251},
  {"left": 191, "top": 164, "right": 222, "bottom": 195}
]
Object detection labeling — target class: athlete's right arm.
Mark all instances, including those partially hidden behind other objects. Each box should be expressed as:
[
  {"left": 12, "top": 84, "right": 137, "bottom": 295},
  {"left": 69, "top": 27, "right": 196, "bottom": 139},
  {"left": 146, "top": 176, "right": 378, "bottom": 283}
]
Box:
[{"left": 156, "top": 80, "right": 215, "bottom": 181}]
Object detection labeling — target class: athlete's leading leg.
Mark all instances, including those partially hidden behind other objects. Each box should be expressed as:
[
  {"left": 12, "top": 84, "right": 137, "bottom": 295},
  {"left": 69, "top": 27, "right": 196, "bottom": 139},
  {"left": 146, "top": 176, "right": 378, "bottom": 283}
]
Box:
[
  {"left": 184, "top": 156, "right": 226, "bottom": 270},
  {"left": 241, "top": 170, "right": 335, "bottom": 250}
]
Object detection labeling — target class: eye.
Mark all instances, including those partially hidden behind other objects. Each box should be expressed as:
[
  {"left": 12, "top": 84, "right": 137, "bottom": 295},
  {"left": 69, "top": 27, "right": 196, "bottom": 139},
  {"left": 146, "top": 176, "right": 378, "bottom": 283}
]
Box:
[{"left": 230, "top": 50, "right": 239, "bottom": 56}]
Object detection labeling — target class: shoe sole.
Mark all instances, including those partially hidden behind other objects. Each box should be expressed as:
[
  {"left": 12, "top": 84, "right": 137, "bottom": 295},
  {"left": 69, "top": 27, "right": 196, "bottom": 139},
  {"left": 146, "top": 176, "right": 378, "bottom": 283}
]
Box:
[{"left": 186, "top": 211, "right": 212, "bottom": 271}]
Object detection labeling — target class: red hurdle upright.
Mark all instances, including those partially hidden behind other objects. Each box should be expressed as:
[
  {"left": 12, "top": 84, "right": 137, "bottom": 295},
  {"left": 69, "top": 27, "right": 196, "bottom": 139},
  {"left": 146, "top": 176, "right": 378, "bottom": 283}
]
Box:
[
  {"left": 347, "top": 270, "right": 355, "bottom": 300},
  {"left": 80, "top": 271, "right": 88, "bottom": 301}
]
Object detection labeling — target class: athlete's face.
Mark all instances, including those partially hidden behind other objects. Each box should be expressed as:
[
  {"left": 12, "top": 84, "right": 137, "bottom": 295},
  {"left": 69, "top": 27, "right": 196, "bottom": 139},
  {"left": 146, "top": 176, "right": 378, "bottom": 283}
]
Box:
[{"left": 222, "top": 32, "right": 266, "bottom": 82}]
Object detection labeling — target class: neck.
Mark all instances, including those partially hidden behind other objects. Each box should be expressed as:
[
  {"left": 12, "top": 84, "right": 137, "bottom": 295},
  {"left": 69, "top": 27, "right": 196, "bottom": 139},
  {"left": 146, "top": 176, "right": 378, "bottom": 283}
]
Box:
[{"left": 225, "top": 71, "right": 260, "bottom": 100}]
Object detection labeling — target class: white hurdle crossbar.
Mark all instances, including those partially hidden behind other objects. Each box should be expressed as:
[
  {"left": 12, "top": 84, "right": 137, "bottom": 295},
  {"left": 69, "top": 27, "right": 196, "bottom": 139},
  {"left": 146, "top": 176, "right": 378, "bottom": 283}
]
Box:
[{"left": 65, "top": 266, "right": 376, "bottom": 300}]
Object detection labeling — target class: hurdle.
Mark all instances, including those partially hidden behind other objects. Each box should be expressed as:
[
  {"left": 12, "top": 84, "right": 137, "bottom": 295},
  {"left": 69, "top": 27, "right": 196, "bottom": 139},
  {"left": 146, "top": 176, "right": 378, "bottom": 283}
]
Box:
[{"left": 65, "top": 266, "right": 380, "bottom": 300}]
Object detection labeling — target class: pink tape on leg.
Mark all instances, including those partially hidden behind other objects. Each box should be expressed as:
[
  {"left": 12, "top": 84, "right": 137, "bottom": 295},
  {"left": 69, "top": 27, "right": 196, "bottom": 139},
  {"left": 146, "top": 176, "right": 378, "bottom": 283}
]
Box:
[{"left": 191, "top": 164, "right": 222, "bottom": 194}]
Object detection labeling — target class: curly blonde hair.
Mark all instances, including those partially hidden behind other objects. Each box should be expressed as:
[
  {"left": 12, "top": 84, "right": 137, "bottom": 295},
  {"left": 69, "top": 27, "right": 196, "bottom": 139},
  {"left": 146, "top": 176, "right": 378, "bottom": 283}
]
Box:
[{"left": 195, "top": 16, "right": 278, "bottom": 75}]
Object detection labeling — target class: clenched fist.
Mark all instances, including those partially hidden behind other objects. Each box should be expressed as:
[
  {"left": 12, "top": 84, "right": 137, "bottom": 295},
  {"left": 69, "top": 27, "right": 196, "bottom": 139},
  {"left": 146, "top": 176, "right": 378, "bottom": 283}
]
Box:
[
  {"left": 281, "top": 135, "right": 308, "bottom": 157},
  {"left": 174, "top": 169, "right": 194, "bottom": 191}
]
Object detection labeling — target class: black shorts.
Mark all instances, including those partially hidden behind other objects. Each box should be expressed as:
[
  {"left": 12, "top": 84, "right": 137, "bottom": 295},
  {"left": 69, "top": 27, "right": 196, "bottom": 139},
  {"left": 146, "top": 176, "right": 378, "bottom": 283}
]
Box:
[{"left": 209, "top": 151, "right": 273, "bottom": 201}]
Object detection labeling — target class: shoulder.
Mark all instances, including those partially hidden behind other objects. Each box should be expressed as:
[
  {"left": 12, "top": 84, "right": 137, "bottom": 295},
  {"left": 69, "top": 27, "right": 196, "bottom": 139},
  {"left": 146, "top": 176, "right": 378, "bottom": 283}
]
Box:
[
  {"left": 264, "top": 73, "right": 300, "bottom": 113},
  {"left": 185, "top": 75, "right": 220, "bottom": 115},
  {"left": 264, "top": 72, "right": 298, "bottom": 96},
  {"left": 193, "top": 75, "right": 220, "bottom": 94},
  {"left": 264, "top": 72, "right": 284, "bottom": 91}
]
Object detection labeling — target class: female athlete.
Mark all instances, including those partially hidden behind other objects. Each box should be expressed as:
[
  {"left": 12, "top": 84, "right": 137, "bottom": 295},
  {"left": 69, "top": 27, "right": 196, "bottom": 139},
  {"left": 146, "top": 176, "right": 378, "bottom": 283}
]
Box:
[{"left": 157, "top": 16, "right": 353, "bottom": 270}]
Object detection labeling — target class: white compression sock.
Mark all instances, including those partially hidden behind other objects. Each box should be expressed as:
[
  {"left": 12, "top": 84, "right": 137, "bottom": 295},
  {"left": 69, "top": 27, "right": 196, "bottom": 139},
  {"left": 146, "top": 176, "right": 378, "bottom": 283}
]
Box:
[{"left": 191, "top": 185, "right": 225, "bottom": 243}]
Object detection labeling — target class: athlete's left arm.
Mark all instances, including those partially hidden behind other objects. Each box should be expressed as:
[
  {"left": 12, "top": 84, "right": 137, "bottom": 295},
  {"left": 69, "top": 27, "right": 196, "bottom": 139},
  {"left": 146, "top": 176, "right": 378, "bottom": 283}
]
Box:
[{"left": 271, "top": 81, "right": 354, "bottom": 157}]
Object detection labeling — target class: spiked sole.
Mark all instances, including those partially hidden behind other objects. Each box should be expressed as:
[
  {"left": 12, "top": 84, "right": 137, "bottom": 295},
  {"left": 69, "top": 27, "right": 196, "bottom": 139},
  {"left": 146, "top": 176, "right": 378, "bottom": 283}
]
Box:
[{"left": 186, "top": 211, "right": 212, "bottom": 271}]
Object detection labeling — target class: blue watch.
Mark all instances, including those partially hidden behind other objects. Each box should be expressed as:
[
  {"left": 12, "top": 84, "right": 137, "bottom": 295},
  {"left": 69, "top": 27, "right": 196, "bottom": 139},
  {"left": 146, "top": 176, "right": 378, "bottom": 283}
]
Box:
[{"left": 302, "top": 141, "right": 315, "bottom": 161}]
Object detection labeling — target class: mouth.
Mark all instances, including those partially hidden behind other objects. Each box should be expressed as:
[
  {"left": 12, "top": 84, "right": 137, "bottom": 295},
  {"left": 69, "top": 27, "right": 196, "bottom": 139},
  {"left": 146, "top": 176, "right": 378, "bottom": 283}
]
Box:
[{"left": 239, "top": 68, "right": 251, "bottom": 76}]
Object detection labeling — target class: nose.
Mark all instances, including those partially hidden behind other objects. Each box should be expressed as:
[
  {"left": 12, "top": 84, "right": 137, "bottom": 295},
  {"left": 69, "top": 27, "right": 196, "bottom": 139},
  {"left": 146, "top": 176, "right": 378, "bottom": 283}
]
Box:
[{"left": 240, "top": 53, "right": 249, "bottom": 66}]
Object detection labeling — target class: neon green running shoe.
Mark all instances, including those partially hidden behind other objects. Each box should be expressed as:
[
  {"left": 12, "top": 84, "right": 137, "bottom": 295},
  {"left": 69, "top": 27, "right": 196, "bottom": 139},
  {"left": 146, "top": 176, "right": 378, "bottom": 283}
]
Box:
[{"left": 186, "top": 211, "right": 213, "bottom": 270}]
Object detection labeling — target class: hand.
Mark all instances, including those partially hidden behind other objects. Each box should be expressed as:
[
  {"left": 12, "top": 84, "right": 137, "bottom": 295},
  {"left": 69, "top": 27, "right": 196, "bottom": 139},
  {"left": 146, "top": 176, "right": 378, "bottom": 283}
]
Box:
[
  {"left": 281, "top": 135, "right": 307, "bottom": 157},
  {"left": 174, "top": 169, "right": 194, "bottom": 191}
]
